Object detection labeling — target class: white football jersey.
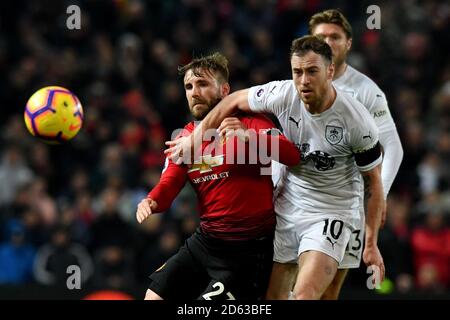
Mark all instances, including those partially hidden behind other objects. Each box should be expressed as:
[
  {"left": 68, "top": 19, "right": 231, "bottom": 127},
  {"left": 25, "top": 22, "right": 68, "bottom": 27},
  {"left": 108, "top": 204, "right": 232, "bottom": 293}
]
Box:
[
  {"left": 248, "top": 80, "right": 382, "bottom": 215},
  {"left": 272, "top": 66, "right": 399, "bottom": 192}
]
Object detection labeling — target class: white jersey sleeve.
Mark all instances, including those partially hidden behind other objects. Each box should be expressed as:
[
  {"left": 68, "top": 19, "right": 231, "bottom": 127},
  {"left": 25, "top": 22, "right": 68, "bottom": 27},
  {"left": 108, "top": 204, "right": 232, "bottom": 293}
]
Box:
[
  {"left": 379, "top": 129, "right": 404, "bottom": 198},
  {"left": 360, "top": 79, "right": 403, "bottom": 197},
  {"left": 360, "top": 85, "right": 394, "bottom": 134},
  {"left": 247, "top": 80, "right": 294, "bottom": 118},
  {"left": 348, "top": 101, "right": 383, "bottom": 172}
]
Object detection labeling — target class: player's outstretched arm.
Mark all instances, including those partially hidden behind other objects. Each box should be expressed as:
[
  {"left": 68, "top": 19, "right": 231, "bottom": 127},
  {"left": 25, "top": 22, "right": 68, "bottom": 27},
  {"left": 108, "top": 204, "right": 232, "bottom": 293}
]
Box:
[
  {"left": 218, "top": 115, "right": 301, "bottom": 167},
  {"left": 361, "top": 165, "right": 385, "bottom": 282},
  {"left": 165, "top": 89, "right": 251, "bottom": 163},
  {"left": 136, "top": 157, "right": 189, "bottom": 222},
  {"left": 204, "top": 89, "right": 251, "bottom": 135}
]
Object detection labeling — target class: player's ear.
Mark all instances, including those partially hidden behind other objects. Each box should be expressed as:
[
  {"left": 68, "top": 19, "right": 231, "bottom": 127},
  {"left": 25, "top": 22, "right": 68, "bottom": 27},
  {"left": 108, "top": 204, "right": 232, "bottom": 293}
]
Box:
[
  {"left": 328, "top": 62, "right": 335, "bottom": 80},
  {"left": 221, "top": 82, "right": 231, "bottom": 98},
  {"left": 347, "top": 37, "right": 352, "bottom": 51}
]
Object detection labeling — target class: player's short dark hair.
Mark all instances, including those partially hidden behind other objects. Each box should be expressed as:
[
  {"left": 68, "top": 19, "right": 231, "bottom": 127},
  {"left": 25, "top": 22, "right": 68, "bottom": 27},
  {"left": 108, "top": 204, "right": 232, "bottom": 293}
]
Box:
[
  {"left": 178, "top": 52, "right": 229, "bottom": 83},
  {"left": 309, "top": 9, "right": 353, "bottom": 39},
  {"left": 290, "top": 35, "right": 333, "bottom": 65}
]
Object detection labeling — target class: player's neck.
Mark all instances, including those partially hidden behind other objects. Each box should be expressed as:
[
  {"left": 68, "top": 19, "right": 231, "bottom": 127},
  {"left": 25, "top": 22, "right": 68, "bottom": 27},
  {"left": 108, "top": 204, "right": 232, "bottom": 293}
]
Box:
[
  {"left": 307, "top": 86, "right": 336, "bottom": 114},
  {"left": 333, "top": 62, "right": 348, "bottom": 80}
]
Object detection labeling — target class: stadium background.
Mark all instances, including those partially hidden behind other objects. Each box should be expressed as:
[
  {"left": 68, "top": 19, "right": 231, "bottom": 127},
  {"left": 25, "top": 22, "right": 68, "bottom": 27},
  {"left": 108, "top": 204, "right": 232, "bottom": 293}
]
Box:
[{"left": 0, "top": 0, "right": 449, "bottom": 299}]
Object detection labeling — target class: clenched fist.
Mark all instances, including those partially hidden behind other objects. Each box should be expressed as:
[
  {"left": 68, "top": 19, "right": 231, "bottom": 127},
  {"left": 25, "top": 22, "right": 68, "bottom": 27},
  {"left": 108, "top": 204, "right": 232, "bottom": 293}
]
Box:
[
  {"left": 136, "top": 198, "right": 158, "bottom": 223},
  {"left": 218, "top": 117, "right": 249, "bottom": 142}
]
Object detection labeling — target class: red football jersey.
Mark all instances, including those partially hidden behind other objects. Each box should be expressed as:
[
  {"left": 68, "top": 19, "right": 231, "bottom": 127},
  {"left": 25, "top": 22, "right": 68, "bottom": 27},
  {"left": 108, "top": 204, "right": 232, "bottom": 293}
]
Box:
[{"left": 149, "top": 113, "right": 300, "bottom": 240}]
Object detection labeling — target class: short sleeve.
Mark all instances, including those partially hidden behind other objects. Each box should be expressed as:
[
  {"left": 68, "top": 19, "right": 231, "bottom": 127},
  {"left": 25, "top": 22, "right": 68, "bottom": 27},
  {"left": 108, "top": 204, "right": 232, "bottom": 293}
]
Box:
[
  {"left": 248, "top": 80, "right": 292, "bottom": 118},
  {"left": 359, "top": 83, "right": 397, "bottom": 135},
  {"left": 350, "top": 110, "right": 382, "bottom": 171}
]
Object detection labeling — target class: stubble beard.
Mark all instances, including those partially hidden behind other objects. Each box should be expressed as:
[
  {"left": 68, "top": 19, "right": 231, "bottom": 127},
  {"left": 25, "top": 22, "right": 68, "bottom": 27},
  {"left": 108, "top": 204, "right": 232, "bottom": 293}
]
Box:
[{"left": 191, "top": 96, "right": 222, "bottom": 120}]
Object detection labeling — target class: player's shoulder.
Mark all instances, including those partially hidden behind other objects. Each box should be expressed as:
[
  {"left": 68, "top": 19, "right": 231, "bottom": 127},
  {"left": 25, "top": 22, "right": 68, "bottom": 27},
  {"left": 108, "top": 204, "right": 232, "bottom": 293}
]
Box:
[
  {"left": 179, "top": 122, "right": 195, "bottom": 135},
  {"left": 258, "top": 79, "right": 295, "bottom": 93},
  {"left": 278, "top": 79, "right": 296, "bottom": 93},
  {"left": 184, "top": 121, "right": 195, "bottom": 131},
  {"left": 267, "top": 79, "right": 298, "bottom": 105},
  {"left": 334, "top": 88, "right": 365, "bottom": 110},
  {"left": 345, "top": 65, "right": 385, "bottom": 96},
  {"left": 173, "top": 122, "right": 194, "bottom": 139},
  {"left": 334, "top": 89, "right": 373, "bottom": 123},
  {"left": 249, "top": 80, "right": 297, "bottom": 113},
  {"left": 266, "top": 79, "right": 294, "bottom": 87}
]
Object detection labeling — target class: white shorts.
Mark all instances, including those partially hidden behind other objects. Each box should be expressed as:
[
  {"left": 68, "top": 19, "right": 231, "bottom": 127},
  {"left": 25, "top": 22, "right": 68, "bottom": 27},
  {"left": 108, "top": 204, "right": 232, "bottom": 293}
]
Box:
[
  {"left": 273, "top": 196, "right": 359, "bottom": 265},
  {"left": 339, "top": 207, "right": 364, "bottom": 269}
]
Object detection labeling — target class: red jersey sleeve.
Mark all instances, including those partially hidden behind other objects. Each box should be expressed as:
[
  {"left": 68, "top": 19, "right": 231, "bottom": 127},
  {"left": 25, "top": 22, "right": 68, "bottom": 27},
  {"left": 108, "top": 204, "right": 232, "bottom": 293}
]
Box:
[
  {"left": 147, "top": 123, "right": 194, "bottom": 212},
  {"left": 245, "top": 114, "right": 301, "bottom": 166},
  {"left": 148, "top": 158, "right": 188, "bottom": 213}
]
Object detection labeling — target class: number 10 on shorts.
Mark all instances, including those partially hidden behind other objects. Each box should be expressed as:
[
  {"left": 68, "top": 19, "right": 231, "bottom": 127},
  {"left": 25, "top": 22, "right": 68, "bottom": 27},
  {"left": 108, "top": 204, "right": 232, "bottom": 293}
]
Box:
[{"left": 322, "top": 218, "right": 344, "bottom": 244}]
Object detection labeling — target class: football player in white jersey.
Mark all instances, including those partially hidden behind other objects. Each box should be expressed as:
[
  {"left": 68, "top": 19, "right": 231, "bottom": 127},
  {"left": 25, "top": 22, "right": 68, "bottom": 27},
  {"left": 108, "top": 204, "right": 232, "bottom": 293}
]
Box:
[
  {"left": 271, "top": 9, "right": 404, "bottom": 300},
  {"left": 166, "top": 35, "right": 385, "bottom": 300},
  {"left": 308, "top": 9, "right": 403, "bottom": 299}
]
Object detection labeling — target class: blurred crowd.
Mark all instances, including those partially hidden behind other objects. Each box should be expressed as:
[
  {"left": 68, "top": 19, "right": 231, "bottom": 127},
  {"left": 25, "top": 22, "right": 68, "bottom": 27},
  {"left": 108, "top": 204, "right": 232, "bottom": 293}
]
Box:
[{"left": 0, "top": 0, "right": 449, "bottom": 296}]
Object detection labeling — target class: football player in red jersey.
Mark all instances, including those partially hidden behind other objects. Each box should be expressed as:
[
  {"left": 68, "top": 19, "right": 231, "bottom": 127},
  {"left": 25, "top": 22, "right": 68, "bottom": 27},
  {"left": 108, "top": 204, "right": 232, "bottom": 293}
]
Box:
[{"left": 136, "top": 52, "right": 300, "bottom": 300}]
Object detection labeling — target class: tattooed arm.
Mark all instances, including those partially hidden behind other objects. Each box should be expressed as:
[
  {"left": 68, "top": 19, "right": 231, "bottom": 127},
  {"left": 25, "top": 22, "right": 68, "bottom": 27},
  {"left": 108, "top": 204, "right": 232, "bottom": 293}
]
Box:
[
  {"left": 362, "top": 165, "right": 383, "bottom": 245},
  {"left": 361, "top": 164, "right": 385, "bottom": 282}
]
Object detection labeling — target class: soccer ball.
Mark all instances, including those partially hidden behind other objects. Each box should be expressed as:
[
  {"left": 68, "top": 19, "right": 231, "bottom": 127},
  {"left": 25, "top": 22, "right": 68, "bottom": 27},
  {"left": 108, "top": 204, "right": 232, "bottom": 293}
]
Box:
[{"left": 24, "top": 86, "right": 84, "bottom": 144}]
